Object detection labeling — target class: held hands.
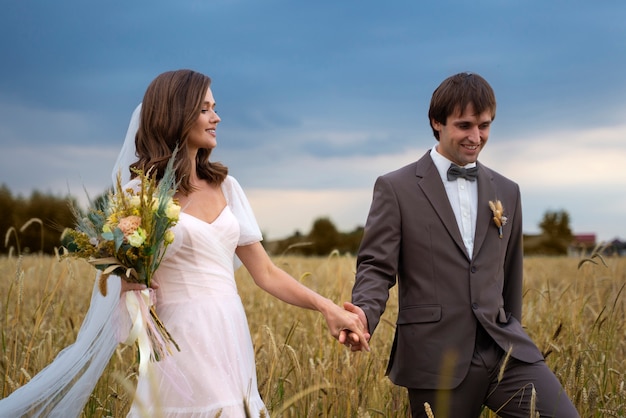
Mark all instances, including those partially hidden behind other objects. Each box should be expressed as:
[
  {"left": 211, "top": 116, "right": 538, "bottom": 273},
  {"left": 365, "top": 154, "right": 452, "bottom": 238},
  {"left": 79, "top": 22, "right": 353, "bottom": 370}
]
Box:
[
  {"left": 338, "top": 302, "right": 370, "bottom": 352},
  {"left": 323, "top": 301, "right": 371, "bottom": 352}
]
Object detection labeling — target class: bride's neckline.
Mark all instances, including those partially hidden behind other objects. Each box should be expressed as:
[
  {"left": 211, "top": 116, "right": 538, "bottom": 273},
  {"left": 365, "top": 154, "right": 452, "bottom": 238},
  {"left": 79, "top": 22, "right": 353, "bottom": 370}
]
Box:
[
  {"left": 180, "top": 205, "right": 228, "bottom": 225},
  {"left": 176, "top": 179, "right": 228, "bottom": 225}
]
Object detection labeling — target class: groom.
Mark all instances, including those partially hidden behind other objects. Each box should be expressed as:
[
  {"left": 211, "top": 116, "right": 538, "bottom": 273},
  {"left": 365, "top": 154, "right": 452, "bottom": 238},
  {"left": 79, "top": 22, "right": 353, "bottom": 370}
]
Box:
[{"left": 341, "top": 73, "right": 578, "bottom": 417}]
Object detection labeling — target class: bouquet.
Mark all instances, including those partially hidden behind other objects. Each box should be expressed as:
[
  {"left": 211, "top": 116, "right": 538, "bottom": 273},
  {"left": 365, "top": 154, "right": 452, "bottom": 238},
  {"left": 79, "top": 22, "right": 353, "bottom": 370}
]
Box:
[{"left": 63, "top": 154, "right": 181, "bottom": 361}]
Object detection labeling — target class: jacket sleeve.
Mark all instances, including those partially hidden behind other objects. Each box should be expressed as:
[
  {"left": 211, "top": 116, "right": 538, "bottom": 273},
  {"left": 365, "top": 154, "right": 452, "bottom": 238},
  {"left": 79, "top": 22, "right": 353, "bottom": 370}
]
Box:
[
  {"left": 352, "top": 175, "right": 401, "bottom": 335},
  {"left": 502, "top": 184, "right": 524, "bottom": 322}
]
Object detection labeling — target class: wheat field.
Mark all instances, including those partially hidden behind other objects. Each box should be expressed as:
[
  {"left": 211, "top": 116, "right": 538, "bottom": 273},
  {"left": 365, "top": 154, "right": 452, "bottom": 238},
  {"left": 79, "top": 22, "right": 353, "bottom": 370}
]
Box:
[{"left": 1, "top": 252, "right": 624, "bottom": 417}]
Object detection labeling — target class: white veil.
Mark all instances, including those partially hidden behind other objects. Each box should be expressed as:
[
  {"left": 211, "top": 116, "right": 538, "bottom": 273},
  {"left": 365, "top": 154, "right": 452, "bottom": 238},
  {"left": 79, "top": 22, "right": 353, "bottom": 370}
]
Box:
[
  {"left": 0, "top": 103, "right": 263, "bottom": 417},
  {"left": 0, "top": 106, "right": 144, "bottom": 418},
  {"left": 112, "top": 103, "right": 142, "bottom": 186},
  {"left": 0, "top": 276, "right": 125, "bottom": 418}
]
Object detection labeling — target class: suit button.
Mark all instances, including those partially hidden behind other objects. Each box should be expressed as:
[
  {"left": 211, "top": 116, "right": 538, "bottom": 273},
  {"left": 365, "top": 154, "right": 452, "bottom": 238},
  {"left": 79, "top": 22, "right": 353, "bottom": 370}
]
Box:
[
  {"left": 471, "top": 303, "right": 478, "bottom": 310},
  {"left": 471, "top": 266, "right": 477, "bottom": 273}
]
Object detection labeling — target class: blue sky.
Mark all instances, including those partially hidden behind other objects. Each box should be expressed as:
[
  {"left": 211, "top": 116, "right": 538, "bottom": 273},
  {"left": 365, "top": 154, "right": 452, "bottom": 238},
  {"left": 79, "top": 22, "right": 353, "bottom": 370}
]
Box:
[{"left": 1, "top": 1, "right": 625, "bottom": 242}]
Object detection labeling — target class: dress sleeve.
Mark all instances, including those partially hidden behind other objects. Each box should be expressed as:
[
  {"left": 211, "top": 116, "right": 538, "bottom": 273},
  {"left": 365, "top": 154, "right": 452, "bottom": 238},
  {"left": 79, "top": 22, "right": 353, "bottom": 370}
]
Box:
[{"left": 222, "top": 175, "right": 263, "bottom": 246}]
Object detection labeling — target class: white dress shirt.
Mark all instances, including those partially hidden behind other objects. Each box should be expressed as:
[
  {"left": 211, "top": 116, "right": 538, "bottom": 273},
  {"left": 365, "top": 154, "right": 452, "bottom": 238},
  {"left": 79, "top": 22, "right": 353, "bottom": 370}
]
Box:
[{"left": 430, "top": 146, "right": 478, "bottom": 258}]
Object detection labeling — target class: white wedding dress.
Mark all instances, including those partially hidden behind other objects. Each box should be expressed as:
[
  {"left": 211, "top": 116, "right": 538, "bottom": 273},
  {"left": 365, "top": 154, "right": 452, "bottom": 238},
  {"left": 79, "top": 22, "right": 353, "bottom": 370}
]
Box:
[
  {"left": 127, "top": 175, "right": 267, "bottom": 417},
  {"left": 0, "top": 103, "right": 269, "bottom": 417},
  {"left": 0, "top": 175, "right": 268, "bottom": 418}
]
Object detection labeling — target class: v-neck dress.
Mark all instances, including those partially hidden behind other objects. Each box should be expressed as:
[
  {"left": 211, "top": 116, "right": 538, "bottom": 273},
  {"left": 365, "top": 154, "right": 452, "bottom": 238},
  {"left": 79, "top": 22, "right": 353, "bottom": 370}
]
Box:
[{"left": 127, "top": 176, "right": 267, "bottom": 418}]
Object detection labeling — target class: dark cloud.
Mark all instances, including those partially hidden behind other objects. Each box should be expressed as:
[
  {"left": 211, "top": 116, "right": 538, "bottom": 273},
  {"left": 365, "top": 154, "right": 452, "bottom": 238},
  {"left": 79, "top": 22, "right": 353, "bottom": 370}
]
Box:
[{"left": 1, "top": 0, "right": 626, "bottom": 239}]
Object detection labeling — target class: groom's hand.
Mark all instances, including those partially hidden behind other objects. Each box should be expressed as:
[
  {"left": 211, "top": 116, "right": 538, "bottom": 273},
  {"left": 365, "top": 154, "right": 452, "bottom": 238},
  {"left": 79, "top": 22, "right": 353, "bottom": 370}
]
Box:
[{"left": 339, "top": 302, "right": 370, "bottom": 352}]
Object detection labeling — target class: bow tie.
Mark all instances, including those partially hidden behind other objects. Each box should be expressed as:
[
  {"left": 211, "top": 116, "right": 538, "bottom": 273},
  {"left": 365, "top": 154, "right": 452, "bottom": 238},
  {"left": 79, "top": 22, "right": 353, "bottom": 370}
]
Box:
[{"left": 447, "top": 164, "right": 478, "bottom": 182}]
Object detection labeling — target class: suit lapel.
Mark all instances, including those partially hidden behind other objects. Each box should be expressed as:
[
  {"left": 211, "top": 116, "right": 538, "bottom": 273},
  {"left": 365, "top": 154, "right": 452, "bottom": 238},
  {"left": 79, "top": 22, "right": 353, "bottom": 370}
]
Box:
[
  {"left": 414, "top": 153, "right": 470, "bottom": 260},
  {"left": 473, "top": 163, "right": 497, "bottom": 258}
]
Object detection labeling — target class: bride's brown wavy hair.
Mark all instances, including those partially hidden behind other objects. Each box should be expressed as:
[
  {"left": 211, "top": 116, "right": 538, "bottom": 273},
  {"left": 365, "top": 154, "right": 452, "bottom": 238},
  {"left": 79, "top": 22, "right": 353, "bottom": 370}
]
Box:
[{"left": 130, "top": 69, "right": 228, "bottom": 194}]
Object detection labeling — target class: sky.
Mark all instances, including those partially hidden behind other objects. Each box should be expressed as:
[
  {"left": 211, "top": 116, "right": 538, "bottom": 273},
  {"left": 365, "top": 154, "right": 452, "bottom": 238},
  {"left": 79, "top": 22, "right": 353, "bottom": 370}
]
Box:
[{"left": 1, "top": 0, "right": 625, "bottom": 243}]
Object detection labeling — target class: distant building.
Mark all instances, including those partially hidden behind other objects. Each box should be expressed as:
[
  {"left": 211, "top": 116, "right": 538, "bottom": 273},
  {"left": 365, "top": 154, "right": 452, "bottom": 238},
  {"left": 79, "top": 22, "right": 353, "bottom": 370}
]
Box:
[
  {"left": 525, "top": 232, "right": 624, "bottom": 257},
  {"left": 567, "top": 233, "right": 596, "bottom": 256}
]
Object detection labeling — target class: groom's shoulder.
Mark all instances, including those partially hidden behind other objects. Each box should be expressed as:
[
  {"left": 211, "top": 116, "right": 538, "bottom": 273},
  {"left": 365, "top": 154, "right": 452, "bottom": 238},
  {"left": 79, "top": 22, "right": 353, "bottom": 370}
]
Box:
[
  {"left": 381, "top": 151, "right": 431, "bottom": 181},
  {"left": 479, "top": 162, "right": 518, "bottom": 188}
]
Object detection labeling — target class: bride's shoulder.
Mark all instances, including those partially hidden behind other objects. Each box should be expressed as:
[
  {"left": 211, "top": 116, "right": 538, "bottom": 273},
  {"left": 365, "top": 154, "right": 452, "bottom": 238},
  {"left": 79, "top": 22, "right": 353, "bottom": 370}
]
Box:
[
  {"left": 221, "top": 175, "right": 250, "bottom": 206},
  {"left": 222, "top": 175, "right": 242, "bottom": 192}
]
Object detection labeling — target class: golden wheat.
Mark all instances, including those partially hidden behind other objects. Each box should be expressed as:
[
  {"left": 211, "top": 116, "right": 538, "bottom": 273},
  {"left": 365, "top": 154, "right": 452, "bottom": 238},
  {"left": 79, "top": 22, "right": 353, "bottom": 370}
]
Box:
[{"left": 0, "top": 253, "right": 624, "bottom": 417}]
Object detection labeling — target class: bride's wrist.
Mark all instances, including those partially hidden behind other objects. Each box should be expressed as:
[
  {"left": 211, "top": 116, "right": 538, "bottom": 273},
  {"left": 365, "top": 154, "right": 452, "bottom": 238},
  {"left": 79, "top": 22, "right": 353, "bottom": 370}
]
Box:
[{"left": 315, "top": 296, "right": 336, "bottom": 317}]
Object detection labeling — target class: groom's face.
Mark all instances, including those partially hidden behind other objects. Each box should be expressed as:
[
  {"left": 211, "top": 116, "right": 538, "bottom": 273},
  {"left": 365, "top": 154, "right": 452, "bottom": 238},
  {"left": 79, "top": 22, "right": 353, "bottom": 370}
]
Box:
[{"left": 432, "top": 103, "right": 493, "bottom": 167}]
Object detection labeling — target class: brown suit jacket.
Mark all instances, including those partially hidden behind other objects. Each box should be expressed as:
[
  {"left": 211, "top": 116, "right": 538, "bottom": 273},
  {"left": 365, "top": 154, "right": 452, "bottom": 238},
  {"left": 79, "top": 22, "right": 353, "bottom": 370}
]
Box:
[{"left": 352, "top": 151, "right": 544, "bottom": 390}]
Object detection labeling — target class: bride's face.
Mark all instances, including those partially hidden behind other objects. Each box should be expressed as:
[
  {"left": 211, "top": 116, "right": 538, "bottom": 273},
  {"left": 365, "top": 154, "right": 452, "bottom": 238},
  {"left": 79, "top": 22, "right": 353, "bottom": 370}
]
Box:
[{"left": 187, "top": 88, "right": 220, "bottom": 152}]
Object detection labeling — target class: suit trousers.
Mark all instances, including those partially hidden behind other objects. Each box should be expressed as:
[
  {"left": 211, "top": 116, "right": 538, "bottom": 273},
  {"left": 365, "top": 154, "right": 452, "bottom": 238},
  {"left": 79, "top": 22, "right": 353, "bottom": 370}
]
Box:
[{"left": 407, "top": 325, "right": 579, "bottom": 418}]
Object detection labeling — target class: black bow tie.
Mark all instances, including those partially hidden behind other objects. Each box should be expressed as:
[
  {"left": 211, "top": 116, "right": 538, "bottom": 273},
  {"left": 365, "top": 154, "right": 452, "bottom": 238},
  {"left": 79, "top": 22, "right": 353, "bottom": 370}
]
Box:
[{"left": 447, "top": 164, "right": 478, "bottom": 182}]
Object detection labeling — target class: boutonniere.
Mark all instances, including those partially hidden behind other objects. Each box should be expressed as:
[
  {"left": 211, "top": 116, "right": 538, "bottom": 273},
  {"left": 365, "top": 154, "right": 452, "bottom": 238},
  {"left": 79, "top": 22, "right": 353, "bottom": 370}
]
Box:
[{"left": 488, "top": 200, "right": 508, "bottom": 238}]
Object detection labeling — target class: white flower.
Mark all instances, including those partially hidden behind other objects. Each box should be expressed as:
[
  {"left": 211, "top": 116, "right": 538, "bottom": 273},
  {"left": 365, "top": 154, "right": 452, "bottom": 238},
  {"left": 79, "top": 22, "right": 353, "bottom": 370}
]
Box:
[
  {"left": 129, "top": 195, "right": 142, "bottom": 208},
  {"left": 165, "top": 199, "right": 181, "bottom": 221},
  {"left": 164, "top": 230, "right": 175, "bottom": 245},
  {"left": 127, "top": 227, "right": 147, "bottom": 247}
]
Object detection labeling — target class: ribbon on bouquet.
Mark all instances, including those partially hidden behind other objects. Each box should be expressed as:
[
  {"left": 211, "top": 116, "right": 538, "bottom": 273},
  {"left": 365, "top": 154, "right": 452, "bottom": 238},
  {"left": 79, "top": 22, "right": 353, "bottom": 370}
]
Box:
[
  {"left": 123, "top": 290, "right": 180, "bottom": 360},
  {"left": 123, "top": 289, "right": 154, "bottom": 375},
  {"left": 122, "top": 287, "right": 181, "bottom": 364},
  {"left": 122, "top": 289, "right": 194, "bottom": 400}
]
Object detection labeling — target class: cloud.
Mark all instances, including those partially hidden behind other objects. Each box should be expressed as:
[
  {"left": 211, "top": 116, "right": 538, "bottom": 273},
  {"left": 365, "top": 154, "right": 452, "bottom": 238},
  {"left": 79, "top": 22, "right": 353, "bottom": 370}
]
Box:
[
  {"left": 242, "top": 122, "right": 626, "bottom": 242},
  {"left": 1, "top": 0, "right": 626, "bottom": 244},
  {"left": 0, "top": 144, "right": 116, "bottom": 203},
  {"left": 246, "top": 188, "right": 372, "bottom": 240},
  {"left": 482, "top": 122, "right": 626, "bottom": 190}
]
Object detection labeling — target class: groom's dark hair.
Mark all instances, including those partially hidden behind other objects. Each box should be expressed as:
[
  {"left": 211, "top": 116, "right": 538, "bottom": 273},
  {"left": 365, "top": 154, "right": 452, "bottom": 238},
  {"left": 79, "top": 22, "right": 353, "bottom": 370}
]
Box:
[{"left": 428, "top": 72, "right": 497, "bottom": 140}]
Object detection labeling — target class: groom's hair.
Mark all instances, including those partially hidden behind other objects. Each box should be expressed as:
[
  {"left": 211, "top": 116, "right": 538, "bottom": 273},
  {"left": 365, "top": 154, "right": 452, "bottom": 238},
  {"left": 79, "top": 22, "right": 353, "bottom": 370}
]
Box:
[
  {"left": 132, "top": 69, "right": 228, "bottom": 194},
  {"left": 428, "top": 72, "right": 497, "bottom": 140}
]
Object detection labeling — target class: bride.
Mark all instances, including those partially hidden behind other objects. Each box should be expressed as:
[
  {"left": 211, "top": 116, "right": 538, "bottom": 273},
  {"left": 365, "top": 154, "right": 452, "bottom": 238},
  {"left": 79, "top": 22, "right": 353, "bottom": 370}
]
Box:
[{"left": 0, "top": 69, "right": 369, "bottom": 417}]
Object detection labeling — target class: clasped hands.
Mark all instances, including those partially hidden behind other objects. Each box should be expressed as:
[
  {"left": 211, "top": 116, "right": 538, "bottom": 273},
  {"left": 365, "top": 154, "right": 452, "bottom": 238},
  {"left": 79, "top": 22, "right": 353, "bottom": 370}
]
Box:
[
  {"left": 122, "top": 279, "right": 371, "bottom": 351},
  {"left": 334, "top": 302, "right": 371, "bottom": 352}
]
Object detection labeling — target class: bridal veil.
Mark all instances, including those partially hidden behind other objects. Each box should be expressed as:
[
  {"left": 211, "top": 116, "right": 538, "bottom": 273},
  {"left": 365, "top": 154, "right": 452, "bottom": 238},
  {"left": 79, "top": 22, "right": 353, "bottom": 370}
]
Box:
[
  {"left": 0, "top": 102, "right": 261, "bottom": 417},
  {"left": 0, "top": 105, "right": 143, "bottom": 418}
]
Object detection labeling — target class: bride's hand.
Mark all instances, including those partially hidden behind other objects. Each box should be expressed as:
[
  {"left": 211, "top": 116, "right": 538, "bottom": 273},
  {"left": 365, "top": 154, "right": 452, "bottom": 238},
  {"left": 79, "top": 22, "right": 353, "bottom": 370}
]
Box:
[
  {"left": 119, "top": 280, "right": 147, "bottom": 294},
  {"left": 323, "top": 302, "right": 370, "bottom": 352},
  {"left": 120, "top": 279, "right": 159, "bottom": 294}
]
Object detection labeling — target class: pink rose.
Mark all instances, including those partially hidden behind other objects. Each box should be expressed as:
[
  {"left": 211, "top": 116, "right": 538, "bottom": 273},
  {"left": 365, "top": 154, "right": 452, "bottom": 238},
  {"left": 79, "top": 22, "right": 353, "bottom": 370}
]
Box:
[{"left": 117, "top": 215, "right": 142, "bottom": 238}]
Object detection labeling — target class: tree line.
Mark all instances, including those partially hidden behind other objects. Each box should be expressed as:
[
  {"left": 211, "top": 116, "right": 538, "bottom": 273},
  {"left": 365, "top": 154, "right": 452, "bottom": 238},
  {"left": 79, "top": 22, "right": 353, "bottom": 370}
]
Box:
[
  {"left": 0, "top": 185, "right": 77, "bottom": 255},
  {"left": 0, "top": 183, "right": 581, "bottom": 257},
  {"left": 268, "top": 211, "right": 578, "bottom": 256}
]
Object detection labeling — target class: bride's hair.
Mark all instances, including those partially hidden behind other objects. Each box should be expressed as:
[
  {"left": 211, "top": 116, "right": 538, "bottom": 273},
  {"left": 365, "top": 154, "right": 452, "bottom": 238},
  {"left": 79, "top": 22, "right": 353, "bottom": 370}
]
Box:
[{"left": 130, "top": 69, "right": 228, "bottom": 194}]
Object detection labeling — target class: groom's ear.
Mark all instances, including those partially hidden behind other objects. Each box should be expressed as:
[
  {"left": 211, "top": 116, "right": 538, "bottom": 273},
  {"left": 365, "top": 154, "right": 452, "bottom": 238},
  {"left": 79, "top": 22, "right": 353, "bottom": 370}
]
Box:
[{"left": 430, "top": 118, "right": 444, "bottom": 140}]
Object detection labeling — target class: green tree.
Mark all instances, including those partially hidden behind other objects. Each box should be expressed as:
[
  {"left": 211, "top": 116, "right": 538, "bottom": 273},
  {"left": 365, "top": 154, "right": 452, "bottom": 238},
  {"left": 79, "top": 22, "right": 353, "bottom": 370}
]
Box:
[
  {"left": 263, "top": 218, "right": 364, "bottom": 257},
  {"left": 18, "top": 191, "right": 76, "bottom": 254},
  {"left": 0, "top": 186, "right": 78, "bottom": 255},
  {"left": 307, "top": 217, "right": 340, "bottom": 256},
  {"left": 0, "top": 185, "right": 15, "bottom": 238},
  {"left": 537, "top": 209, "right": 573, "bottom": 255}
]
